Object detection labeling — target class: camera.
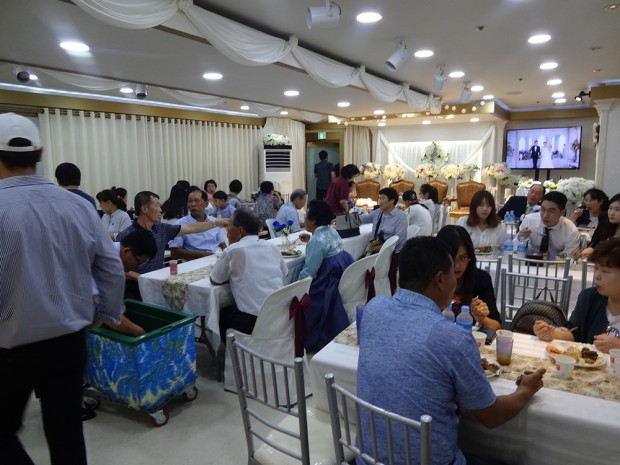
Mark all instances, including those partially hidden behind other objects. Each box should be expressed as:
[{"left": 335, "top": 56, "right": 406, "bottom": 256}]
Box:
[{"left": 135, "top": 84, "right": 147, "bottom": 100}]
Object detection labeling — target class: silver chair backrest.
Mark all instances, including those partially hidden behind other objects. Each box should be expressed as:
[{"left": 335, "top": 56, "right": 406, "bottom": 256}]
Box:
[
  {"left": 507, "top": 254, "right": 570, "bottom": 278},
  {"left": 475, "top": 255, "right": 502, "bottom": 298},
  {"left": 324, "top": 373, "right": 432, "bottom": 465},
  {"left": 580, "top": 259, "right": 595, "bottom": 292},
  {"left": 500, "top": 268, "right": 573, "bottom": 327},
  {"left": 228, "top": 333, "right": 310, "bottom": 465}
]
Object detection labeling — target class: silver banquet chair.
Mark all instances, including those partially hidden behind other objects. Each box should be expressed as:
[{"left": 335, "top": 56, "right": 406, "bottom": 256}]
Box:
[
  {"left": 475, "top": 255, "right": 502, "bottom": 298},
  {"left": 324, "top": 373, "right": 432, "bottom": 465}
]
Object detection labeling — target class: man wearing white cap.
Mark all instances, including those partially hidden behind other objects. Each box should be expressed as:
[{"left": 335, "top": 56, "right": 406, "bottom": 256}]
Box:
[{"left": 0, "top": 113, "right": 125, "bottom": 465}]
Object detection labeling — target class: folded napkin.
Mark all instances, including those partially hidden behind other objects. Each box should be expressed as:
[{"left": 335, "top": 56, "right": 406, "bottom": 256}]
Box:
[{"left": 162, "top": 265, "right": 213, "bottom": 311}]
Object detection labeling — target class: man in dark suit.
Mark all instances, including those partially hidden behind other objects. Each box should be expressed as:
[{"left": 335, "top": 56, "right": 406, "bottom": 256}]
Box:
[
  {"left": 498, "top": 183, "right": 545, "bottom": 219},
  {"left": 530, "top": 140, "right": 541, "bottom": 179}
]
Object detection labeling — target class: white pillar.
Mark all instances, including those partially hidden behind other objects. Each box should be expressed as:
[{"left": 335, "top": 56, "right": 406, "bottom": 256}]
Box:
[{"left": 594, "top": 99, "right": 620, "bottom": 195}]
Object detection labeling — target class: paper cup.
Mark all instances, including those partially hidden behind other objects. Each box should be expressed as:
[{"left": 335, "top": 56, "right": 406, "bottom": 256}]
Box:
[
  {"left": 608, "top": 348, "right": 620, "bottom": 366},
  {"left": 473, "top": 332, "right": 486, "bottom": 350},
  {"left": 553, "top": 354, "right": 577, "bottom": 380}
]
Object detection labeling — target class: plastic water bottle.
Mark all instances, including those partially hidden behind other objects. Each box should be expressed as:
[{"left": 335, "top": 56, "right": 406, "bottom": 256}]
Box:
[
  {"left": 503, "top": 235, "right": 514, "bottom": 255},
  {"left": 504, "top": 211, "right": 511, "bottom": 223},
  {"left": 510, "top": 210, "right": 516, "bottom": 223},
  {"left": 456, "top": 305, "right": 473, "bottom": 332},
  {"left": 516, "top": 236, "right": 527, "bottom": 258},
  {"left": 442, "top": 304, "right": 455, "bottom": 323}
]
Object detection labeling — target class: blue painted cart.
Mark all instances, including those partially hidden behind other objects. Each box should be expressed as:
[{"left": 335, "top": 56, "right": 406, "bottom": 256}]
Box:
[{"left": 84, "top": 300, "right": 197, "bottom": 426}]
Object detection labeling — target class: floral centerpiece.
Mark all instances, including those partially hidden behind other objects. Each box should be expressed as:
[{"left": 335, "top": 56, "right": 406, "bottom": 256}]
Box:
[
  {"left": 359, "top": 162, "right": 382, "bottom": 180},
  {"left": 440, "top": 163, "right": 463, "bottom": 180},
  {"left": 556, "top": 177, "right": 596, "bottom": 206},
  {"left": 272, "top": 219, "right": 296, "bottom": 253},
  {"left": 383, "top": 164, "right": 407, "bottom": 182},
  {"left": 482, "top": 162, "right": 511, "bottom": 184},
  {"left": 421, "top": 142, "right": 450, "bottom": 166},
  {"left": 263, "top": 133, "right": 291, "bottom": 147},
  {"left": 414, "top": 163, "right": 438, "bottom": 179},
  {"left": 517, "top": 177, "right": 535, "bottom": 189},
  {"left": 543, "top": 179, "right": 558, "bottom": 190},
  {"left": 460, "top": 163, "right": 480, "bottom": 181}
]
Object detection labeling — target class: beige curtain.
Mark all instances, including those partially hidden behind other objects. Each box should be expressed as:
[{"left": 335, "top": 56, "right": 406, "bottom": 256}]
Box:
[
  {"left": 38, "top": 108, "right": 262, "bottom": 203},
  {"left": 262, "top": 117, "right": 306, "bottom": 190},
  {"left": 344, "top": 125, "right": 372, "bottom": 167}
]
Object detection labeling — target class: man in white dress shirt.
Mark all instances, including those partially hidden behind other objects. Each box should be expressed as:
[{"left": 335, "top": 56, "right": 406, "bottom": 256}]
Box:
[
  {"left": 518, "top": 191, "right": 580, "bottom": 257},
  {"left": 210, "top": 209, "right": 288, "bottom": 338}
]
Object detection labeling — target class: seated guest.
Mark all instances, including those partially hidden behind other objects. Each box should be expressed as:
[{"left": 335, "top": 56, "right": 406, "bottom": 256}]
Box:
[
  {"left": 211, "top": 209, "right": 288, "bottom": 338},
  {"left": 117, "top": 191, "right": 228, "bottom": 299},
  {"left": 581, "top": 193, "right": 620, "bottom": 259},
  {"left": 517, "top": 191, "right": 580, "bottom": 258},
  {"left": 498, "top": 183, "right": 545, "bottom": 219},
  {"left": 204, "top": 179, "right": 217, "bottom": 202},
  {"left": 534, "top": 238, "right": 620, "bottom": 353},
  {"left": 419, "top": 183, "right": 439, "bottom": 220},
  {"left": 456, "top": 190, "right": 508, "bottom": 248},
  {"left": 402, "top": 190, "right": 432, "bottom": 236},
  {"left": 55, "top": 162, "right": 96, "bottom": 208},
  {"left": 275, "top": 188, "right": 307, "bottom": 233},
  {"left": 169, "top": 186, "right": 227, "bottom": 261},
  {"left": 325, "top": 164, "right": 360, "bottom": 215},
  {"left": 436, "top": 225, "right": 502, "bottom": 330},
  {"left": 569, "top": 188, "right": 609, "bottom": 229},
  {"left": 253, "top": 180, "right": 283, "bottom": 227},
  {"left": 161, "top": 183, "right": 188, "bottom": 224},
  {"left": 97, "top": 188, "right": 132, "bottom": 240},
  {"left": 113, "top": 186, "right": 134, "bottom": 218},
  {"left": 227, "top": 179, "right": 243, "bottom": 209},
  {"left": 209, "top": 190, "right": 236, "bottom": 218},
  {"left": 298, "top": 200, "right": 354, "bottom": 349},
  {"left": 357, "top": 236, "right": 545, "bottom": 465}
]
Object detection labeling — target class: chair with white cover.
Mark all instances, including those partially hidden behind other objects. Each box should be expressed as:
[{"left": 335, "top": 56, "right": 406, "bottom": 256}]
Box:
[
  {"left": 265, "top": 218, "right": 277, "bottom": 239},
  {"left": 406, "top": 224, "right": 421, "bottom": 239},
  {"left": 324, "top": 373, "right": 432, "bottom": 465},
  {"left": 228, "top": 334, "right": 353, "bottom": 465},
  {"left": 338, "top": 255, "right": 378, "bottom": 323},
  {"left": 373, "top": 236, "right": 399, "bottom": 297},
  {"left": 224, "top": 277, "right": 313, "bottom": 394}
]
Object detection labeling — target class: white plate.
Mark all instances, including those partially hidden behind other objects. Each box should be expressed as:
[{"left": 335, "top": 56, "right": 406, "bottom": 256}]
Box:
[
  {"left": 481, "top": 356, "right": 502, "bottom": 378},
  {"left": 281, "top": 250, "right": 302, "bottom": 258},
  {"left": 545, "top": 342, "right": 606, "bottom": 369}
]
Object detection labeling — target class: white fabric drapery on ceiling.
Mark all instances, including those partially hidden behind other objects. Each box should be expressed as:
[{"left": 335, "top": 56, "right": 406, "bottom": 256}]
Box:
[
  {"left": 344, "top": 126, "right": 372, "bottom": 167},
  {"left": 71, "top": 0, "right": 440, "bottom": 113},
  {"left": 39, "top": 69, "right": 129, "bottom": 91},
  {"left": 262, "top": 117, "right": 306, "bottom": 192},
  {"left": 160, "top": 88, "right": 227, "bottom": 107},
  {"left": 38, "top": 108, "right": 262, "bottom": 205}
]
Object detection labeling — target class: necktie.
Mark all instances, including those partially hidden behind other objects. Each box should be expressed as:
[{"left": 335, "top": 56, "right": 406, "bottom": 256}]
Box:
[{"left": 540, "top": 227, "right": 551, "bottom": 253}]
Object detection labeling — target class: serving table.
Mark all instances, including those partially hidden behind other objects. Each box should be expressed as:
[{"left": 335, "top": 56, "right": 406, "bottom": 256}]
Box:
[{"left": 309, "top": 327, "right": 620, "bottom": 465}]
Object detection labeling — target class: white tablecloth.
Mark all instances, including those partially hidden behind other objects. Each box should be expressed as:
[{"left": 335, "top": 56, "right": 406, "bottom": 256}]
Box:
[{"left": 309, "top": 332, "right": 620, "bottom": 465}]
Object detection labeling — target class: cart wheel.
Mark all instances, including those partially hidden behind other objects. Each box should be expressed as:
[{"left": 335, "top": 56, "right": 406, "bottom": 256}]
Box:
[
  {"left": 82, "top": 395, "right": 101, "bottom": 411},
  {"left": 149, "top": 409, "right": 169, "bottom": 427},
  {"left": 182, "top": 385, "right": 198, "bottom": 402}
]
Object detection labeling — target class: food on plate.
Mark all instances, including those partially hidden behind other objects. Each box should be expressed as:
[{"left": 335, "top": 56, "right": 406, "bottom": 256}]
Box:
[
  {"left": 481, "top": 357, "right": 500, "bottom": 376},
  {"left": 545, "top": 344, "right": 603, "bottom": 366},
  {"left": 281, "top": 249, "right": 301, "bottom": 257},
  {"left": 475, "top": 246, "right": 494, "bottom": 254},
  {"left": 580, "top": 347, "right": 599, "bottom": 364}
]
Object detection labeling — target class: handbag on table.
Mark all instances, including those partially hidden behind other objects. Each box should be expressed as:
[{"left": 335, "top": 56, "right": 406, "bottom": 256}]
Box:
[{"left": 335, "top": 211, "right": 361, "bottom": 238}]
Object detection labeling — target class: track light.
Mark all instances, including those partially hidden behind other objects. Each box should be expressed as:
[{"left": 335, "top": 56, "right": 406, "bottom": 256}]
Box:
[
  {"left": 433, "top": 66, "right": 448, "bottom": 92},
  {"left": 574, "top": 90, "right": 590, "bottom": 102},
  {"left": 15, "top": 65, "right": 32, "bottom": 83},
  {"left": 307, "top": 0, "right": 341, "bottom": 29},
  {"left": 135, "top": 84, "right": 148, "bottom": 100},
  {"left": 386, "top": 41, "right": 409, "bottom": 72},
  {"left": 460, "top": 81, "right": 472, "bottom": 103}
]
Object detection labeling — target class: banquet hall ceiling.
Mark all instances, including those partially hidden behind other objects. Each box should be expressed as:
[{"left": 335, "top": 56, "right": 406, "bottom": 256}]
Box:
[{"left": 0, "top": 0, "right": 619, "bottom": 124}]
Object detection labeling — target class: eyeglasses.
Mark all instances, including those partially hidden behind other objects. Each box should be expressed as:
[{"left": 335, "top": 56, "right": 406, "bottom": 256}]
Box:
[
  {"left": 603, "top": 325, "right": 620, "bottom": 339},
  {"left": 455, "top": 255, "right": 471, "bottom": 264}
]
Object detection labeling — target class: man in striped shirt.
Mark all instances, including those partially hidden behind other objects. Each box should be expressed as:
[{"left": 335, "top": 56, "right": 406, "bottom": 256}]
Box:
[{"left": 0, "top": 113, "right": 125, "bottom": 465}]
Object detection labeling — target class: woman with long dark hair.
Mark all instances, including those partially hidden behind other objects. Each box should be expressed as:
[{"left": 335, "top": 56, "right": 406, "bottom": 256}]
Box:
[
  {"left": 419, "top": 183, "right": 439, "bottom": 220},
  {"left": 161, "top": 184, "right": 188, "bottom": 224},
  {"left": 456, "top": 190, "right": 507, "bottom": 248},
  {"left": 569, "top": 188, "right": 609, "bottom": 228},
  {"left": 436, "top": 225, "right": 501, "bottom": 330},
  {"left": 96, "top": 188, "right": 132, "bottom": 240},
  {"left": 580, "top": 193, "right": 620, "bottom": 259}
]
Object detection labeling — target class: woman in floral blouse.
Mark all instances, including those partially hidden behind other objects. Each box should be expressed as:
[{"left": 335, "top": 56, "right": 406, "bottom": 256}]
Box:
[{"left": 253, "top": 180, "right": 282, "bottom": 228}]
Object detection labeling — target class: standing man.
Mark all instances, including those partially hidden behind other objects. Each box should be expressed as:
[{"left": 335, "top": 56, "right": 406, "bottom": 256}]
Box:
[
  {"left": 357, "top": 237, "right": 545, "bottom": 464},
  {"left": 530, "top": 139, "right": 541, "bottom": 178},
  {"left": 498, "top": 183, "right": 545, "bottom": 219},
  {"left": 314, "top": 150, "right": 335, "bottom": 201},
  {"left": 325, "top": 164, "right": 360, "bottom": 215},
  {"left": 0, "top": 113, "right": 125, "bottom": 464},
  {"left": 275, "top": 188, "right": 307, "bottom": 233},
  {"left": 55, "top": 161, "right": 97, "bottom": 208}
]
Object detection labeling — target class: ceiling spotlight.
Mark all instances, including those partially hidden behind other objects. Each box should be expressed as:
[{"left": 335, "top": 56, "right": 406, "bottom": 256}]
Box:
[
  {"left": 240, "top": 104, "right": 250, "bottom": 110},
  {"left": 460, "top": 81, "right": 472, "bottom": 103},
  {"left": 283, "top": 90, "right": 299, "bottom": 97},
  {"left": 203, "top": 72, "right": 223, "bottom": 80},
  {"left": 15, "top": 65, "right": 33, "bottom": 83},
  {"left": 470, "top": 117, "right": 480, "bottom": 122},
  {"left": 546, "top": 78, "right": 562, "bottom": 86},
  {"left": 422, "top": 120, "right": 431, "bottom": 125},
  {"left": 356, "top": 11, "right": 382, "bottom": 23},
  {"left": 482, "top": 94, "right": 494, "bottom": 100},
  {"left": 374, "top": 109, "right": 385, "bottom": 115},
  {"left": 471, "top": 85, "right": 484, "bottom": 92},
  {"left": 414, "top": 49, "right": 434, "bottom": 58},
  {"left": 337, "top": 101, "right": 350, "bottom": 107},
  {"left": 280, "top": 110, "right": 289, "bottom": 115},
  {"left": 574, "top": 90, "right": 590, "bottom": 102},
  {"left": 449, "top": 70, "right": 465, "bottom": 78},
  {"left": 120, "top": 87, "right": 133, "bottom": 94},
  {"left": 540, "top": 61, "right": 558, "bottom": 70},
  {"left": 135, "top": 84, "right": 148, "bottom": 100},
  {"left": 528, "top": 34, "right": 551, "bottom": 44},
  {"left": 551, "top": 92, "right": 565, "bottom": 98},
  {"left": 433, "top": 66, "right": 448, "bottom": 92},
  {"left": 307, "top": 0, "right": 341, "bottom": 29},
  {"left": 386, "top": 40, "right": 409, "bottom": 72},
  {"left": 555, "top": 98, "right": 567, "bottom": 104}
]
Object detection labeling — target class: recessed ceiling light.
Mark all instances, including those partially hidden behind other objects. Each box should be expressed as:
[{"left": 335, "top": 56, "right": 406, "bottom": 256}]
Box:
[
  {"left": 374, "top": 109, "right": 385, "bottom": 115},
  {"left": 470, "top": 117, "right": 480, "bottom": 122},
  {"left": 414, "top": 50, "right": 434, "bottom": 58},
  {"left": 284, "top": 90, "right": 299, "bottom": 97},
  {"left": 203, "top": 72, "right": 223, "bottom": 80},
  {"left": 547, "top": 78, "right": 562, "bottom": 86},
  {"left": 446, "top": 114, "right": 454, "bottom": 119},
  {"left": 337, "top": 101, "right": 350, "bottom": 107},
  {"left": 482, "top": 94, "right": 494, "bottom": 100},
  {"left": 551, "top": 92, "right": 565, "bottom": 98},
  {"left": 120, "top": 87, "right": 133, "bottom": 94},
  {"left": 528, "top": 34, "right": 551, "bottom": 44},
  {"left": 422, "top": 120, "right": 431, "bottom": 125},
  {"left": 59, "top": 41, "right": 90, "bottom": 52},
  {"left": 240, "top": 105, "right": 250, "bottom": 110},
  {"left": 378, "top": 122, "right": 386, "bottom": 127},
  {"left": 28, "top": 74, "right": 38, "bottom": 81},
  {"left": 449, "top": 71, "right": 465, "bottom": 78},
  {"left": 471, "top": 85, "right": 484, "bottom": 92},
  {"left": 356, "top": 11, "right": 382, "bottom": 23},
  {"left": 280, "top": 110, "right": 289, "bottom": 115},
  {"left": 540, "top": 61, "right": 558, "bottom": 70},
  {"left": 605, "top": 4, "right": 619, "bottom": 11},
  {"left": 555, "top": 98, "right": 566, "bottom": 104}
]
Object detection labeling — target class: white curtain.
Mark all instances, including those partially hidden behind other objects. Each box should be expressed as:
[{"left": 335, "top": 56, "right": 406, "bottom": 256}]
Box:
[
  {"left": 262, "top": 118, "right": 306, "bottom": 191},
  {"left": 344, "top": 126, "right": 372, "bottom": 167},
  {"left": 38, "top": 108, "right": 262, "bottom": 204}
]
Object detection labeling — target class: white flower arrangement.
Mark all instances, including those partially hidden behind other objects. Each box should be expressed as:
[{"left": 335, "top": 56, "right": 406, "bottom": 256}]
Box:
[
  {"left": 383, "top": 164, "right": 407, "bottom": 181},
  {"left": 440, "top": 163, "right": 463, "bottom": 180},
  {"left": 263, "top": 133, "right": 291, "bottom": 146},
  {"left": 359, "top": 162, "right": 382, "bottom": 180},
  {"left": 517, "top": 177, "right": 535, "bottom": 189},
  {"left": 421, "top": 142, "right": 450, "bottom": 166},
  {"left": 459, "top": 163, "right": 480, "bottom": 180},
  {"left": 482, "top": 162, "right": 511, "bottom": 184},
  {"left": 413, "top": 163, "right": 439, "bottom": 179},
  {"left": 555, "top": 177, "right": 596, "bottom": 205},
  {"left": 543, "top": 179, "right": 558, "bottom": 190}
]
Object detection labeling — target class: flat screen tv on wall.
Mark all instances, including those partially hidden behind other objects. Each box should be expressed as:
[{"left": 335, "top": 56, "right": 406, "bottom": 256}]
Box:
[{"left": 505, "top": 126, "right": 582, "bottom": 170}]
